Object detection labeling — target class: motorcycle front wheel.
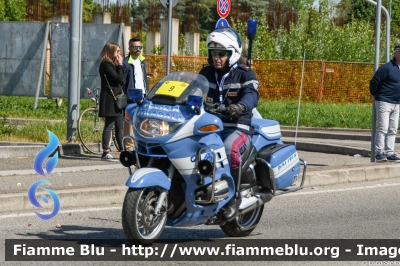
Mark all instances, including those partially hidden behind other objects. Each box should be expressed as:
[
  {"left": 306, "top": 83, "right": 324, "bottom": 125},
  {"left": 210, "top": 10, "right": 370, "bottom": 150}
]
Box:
[
  {"left": 220, "top": 204, "right": 264, "bottom": 237},
  {"left": 122, "top": 187, "right": 167, "bottom": 245}
]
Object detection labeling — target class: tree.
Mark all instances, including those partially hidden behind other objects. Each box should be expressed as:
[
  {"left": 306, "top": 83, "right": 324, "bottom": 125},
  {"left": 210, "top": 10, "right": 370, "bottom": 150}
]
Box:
[
  {"left": 334, "top": 0, "right": 400, "bottom": 37},
  {"left": 83, "top": 0, "right": 97, "bottom": 23},
  {"left": 193, "top": 0, "right": 220, "bottom": 39},
  {"left": 0, "top": 0, "right": 26, "bottom": 21},
  {"left": 123, "top": 0, "right": 400, "bottom": 61},
  {"left": 392, "top": 1, "right": 400, "bottom": 37},
  {"left": 130, "top": 0, "right": 148, "bottom": 29},
  {"left": 230, "top": 13, "right": 279, "bottom": 60},
  {"left": 334, "top": 0, "right": 352, "bottom": 24},
  {"left": 352, "top": 0, "right": 376, "bottom": 23}
]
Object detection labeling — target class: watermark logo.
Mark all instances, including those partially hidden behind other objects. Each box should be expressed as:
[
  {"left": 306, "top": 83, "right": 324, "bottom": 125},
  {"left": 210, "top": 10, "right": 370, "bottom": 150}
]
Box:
[
  {"left": 28, "top": 180, "right": 60, "bottom": 220},
  {"left": 33, "top": 130, "right": 59, "bottom": 176},
  {"left": 28, "top": 130, "right": 60, "bottom": 220}
]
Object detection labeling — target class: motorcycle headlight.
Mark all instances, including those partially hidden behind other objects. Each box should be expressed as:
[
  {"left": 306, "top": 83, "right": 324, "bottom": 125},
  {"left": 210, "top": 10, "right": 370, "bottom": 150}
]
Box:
[{"left": 136, "top": 117, "right": 182, "bottom": 137}]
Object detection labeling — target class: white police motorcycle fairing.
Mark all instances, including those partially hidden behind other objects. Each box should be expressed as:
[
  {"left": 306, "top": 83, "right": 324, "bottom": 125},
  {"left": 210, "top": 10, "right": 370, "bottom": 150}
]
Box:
[{"left": 120, "top": 72, "right": 307, "bottom": 245}]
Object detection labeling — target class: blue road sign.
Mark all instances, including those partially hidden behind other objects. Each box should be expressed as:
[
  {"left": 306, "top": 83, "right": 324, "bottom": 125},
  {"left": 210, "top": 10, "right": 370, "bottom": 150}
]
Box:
[{"left": 216, "top": 18, "right": 229, "bottom": 29}]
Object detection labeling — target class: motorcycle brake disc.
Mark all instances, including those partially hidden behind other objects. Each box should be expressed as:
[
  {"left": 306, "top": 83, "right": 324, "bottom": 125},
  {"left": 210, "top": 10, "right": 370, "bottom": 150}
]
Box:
[{"left": 140, "top": 190, "right": 165, "bottom": 231}]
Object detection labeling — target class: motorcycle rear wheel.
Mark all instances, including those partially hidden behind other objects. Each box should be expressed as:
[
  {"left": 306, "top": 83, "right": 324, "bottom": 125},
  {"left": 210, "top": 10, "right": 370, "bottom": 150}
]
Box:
[
  {"left": 122, "top": 187, "right": 167, "bottom": 245},
  {"left": 220, "top": 205, "right": 264, "bottom": 237}
]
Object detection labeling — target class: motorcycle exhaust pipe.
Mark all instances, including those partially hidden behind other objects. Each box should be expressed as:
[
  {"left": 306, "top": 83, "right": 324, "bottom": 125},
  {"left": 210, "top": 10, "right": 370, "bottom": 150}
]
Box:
[{"left": 238, "top": 197, "right": 264, "bottom": 216}]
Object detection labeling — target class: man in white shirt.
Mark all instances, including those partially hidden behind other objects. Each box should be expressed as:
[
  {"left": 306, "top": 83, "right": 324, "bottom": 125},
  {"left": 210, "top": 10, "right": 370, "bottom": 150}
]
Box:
[{"left": 122, "top": 37, "right": 149, "bottom": 151}]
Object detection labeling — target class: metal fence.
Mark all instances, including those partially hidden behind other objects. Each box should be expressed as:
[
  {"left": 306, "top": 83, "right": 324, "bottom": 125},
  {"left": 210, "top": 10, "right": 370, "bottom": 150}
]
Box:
[
  {"left": 0, "top": 21, "right": 125, "bottom": 99},
  {"left": 144, "top": 55, "right": 375, "bottom": 104},
  {"left": 0, "top": 22, "right": 48, "bottom": 97},
  {"left": 0, "top": 21, "right": 375, "bottom": 105}
]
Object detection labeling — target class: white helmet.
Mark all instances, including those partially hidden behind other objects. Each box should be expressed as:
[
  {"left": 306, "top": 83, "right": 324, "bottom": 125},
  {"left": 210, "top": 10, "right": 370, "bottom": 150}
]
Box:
[{"left": 206, "top": 27, "right": 242, "bottom": 67}]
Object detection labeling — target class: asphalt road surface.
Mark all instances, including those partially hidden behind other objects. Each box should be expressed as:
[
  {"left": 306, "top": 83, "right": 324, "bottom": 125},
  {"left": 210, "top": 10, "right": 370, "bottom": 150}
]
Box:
[{"left": 1, "top": 177, "right": 400, "bottom": 266}]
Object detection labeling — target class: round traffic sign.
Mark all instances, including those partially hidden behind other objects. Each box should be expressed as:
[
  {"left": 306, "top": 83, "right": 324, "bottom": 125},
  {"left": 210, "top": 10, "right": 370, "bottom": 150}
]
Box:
[{"left": 217, "top": 0, "right": 230, "bottom": 18}]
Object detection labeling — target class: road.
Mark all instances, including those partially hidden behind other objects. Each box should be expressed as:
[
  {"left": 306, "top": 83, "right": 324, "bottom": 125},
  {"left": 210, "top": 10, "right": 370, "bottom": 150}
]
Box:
[{"left": 1, "top": 177, "right": 400, "bottom": 266}]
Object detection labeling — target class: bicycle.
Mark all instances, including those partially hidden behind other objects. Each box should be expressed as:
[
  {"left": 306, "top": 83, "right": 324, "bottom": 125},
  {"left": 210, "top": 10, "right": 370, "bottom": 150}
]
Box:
[{"left": 77, "top": 86, "right": 120, "bottom": 154}]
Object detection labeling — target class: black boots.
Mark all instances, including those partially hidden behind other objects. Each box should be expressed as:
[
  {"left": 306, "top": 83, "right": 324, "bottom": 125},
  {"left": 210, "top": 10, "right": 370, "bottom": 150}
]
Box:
[{"left": 222, "top": 167, "right": 242, "bottom": 222}]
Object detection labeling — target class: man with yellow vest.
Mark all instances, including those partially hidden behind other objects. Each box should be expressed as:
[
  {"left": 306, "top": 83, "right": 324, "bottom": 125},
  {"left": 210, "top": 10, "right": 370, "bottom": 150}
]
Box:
[{"left": 122, "top": 37, "right": 149, "bottom": 151}]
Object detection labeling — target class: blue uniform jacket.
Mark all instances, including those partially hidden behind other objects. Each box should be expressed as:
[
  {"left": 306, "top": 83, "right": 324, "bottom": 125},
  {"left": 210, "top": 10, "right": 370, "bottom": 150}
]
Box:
[
  {"left": 370, "top": 58, "right": 400, "bottom": 104},
  {"left": 199, "top": 64, "right": 259, "bottom": 133}
]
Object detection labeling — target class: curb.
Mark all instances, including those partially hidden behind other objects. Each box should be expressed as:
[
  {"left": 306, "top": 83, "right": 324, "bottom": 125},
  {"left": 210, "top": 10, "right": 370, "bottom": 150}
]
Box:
[
  {"left": 0, "top": 164, "right": 125, "bottom": 177},
  {"left": 305, "top": 162, "right": 400, "bottom": 187},
  {"left": 0, "top": 122, "right": 379, "bottom": 159},
  {"left": 281, "top": 130, "right": 400, "bottom": 143},
  {"left": 280, "top": 126, "right": 372, "bottom": 133},
  {"left": 0, "top": 143, "right": 83, "bottom": 159},
  {"left": 0, "top": 186, "right": 127, "bottom": 214},
  {"left": 0, "top": 139, "right": 370, "bottom": 159},
  {"left": 281, "top": 130, "right": 371, "bottom": 142},
  {"left": 283, "top": 140, "right": 371, "bottom": 157},
  {"left": 2, "top": 163, "right": 400, "bottom": 214},
  {"left": 0, "top": 143, "right": 120, "bottom": 158},
  {"left": 5, "top": 117, "right": 63, "bottom": 126}
]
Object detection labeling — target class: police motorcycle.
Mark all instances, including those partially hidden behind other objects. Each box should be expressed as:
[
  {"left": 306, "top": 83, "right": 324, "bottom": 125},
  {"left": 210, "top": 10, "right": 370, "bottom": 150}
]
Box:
[{"left": 120, "top": 71, "right": 307, "bottom": 245}]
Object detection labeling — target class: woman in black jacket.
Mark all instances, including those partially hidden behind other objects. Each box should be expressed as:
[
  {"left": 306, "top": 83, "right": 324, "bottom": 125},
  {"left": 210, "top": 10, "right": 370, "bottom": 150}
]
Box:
[{"left": 99, "top": 42, "right": 126, "bottom": 161}]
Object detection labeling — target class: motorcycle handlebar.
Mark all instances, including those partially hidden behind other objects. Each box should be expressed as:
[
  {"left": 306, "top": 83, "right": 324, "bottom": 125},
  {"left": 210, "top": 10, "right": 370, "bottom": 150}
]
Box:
[{"left": 206, "top": 104, "right": 232, "bottom": 121}]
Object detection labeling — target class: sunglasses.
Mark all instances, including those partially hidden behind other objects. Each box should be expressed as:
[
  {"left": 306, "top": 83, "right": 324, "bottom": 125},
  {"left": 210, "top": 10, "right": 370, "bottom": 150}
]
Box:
[
  {"left": 211, "top": 51, "right": 229, "bottom": 58},
  {"left": 131, "top": 45, "right": 143, "bottom": 50}
]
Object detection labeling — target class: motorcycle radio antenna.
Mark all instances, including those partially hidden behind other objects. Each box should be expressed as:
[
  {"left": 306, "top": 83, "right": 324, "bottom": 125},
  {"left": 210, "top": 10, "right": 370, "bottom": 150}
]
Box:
[{"left": 295, "top": 51, "right": 306, "bottom": 146}]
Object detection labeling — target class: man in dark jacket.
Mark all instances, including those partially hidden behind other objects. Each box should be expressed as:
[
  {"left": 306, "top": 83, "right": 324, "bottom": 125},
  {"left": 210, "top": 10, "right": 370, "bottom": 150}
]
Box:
[
  {"left": 122, "top": 37, "right": 149, "bottom": 151},
  {"left": 370, "top": 43, "right": 400, "bottom": 162},
  {"left": 199, "top": 27, "right": 259, "bottom": 221}
]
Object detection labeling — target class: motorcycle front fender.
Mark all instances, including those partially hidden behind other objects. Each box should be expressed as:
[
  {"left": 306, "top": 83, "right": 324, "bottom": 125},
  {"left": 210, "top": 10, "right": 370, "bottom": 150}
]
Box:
[{"left": 125, "top": 167, "right": 171, "bottom": 190}]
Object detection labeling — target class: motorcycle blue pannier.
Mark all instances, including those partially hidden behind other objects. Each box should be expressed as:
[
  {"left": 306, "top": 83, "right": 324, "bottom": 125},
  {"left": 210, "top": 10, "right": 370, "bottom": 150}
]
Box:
[{"left": 256, "top": 144, "right": 300, "bottom": 190}]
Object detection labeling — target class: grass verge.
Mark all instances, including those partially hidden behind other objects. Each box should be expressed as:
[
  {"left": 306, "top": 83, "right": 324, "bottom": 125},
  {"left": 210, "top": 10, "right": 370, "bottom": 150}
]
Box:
[
  {"left": 258, "top": 101, "right": 373, "bottom": 129},
  {"left": 0, "top": 96, "right": 374, "bottom": 143}
]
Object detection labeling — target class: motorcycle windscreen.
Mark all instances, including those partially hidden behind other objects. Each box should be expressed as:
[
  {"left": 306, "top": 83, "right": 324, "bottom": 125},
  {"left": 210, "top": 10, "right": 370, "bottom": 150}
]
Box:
[{"left": 146, "top": 72, "right": 209, "bottom": 105}]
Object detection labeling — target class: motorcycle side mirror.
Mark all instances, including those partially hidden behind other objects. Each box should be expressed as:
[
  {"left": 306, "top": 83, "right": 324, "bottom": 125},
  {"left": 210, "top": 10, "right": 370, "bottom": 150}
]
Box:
[
  {"left": 128, "top": 88, "right": 143, "bottom": 101},
  {"left": 188, "top": 95, "right": 203, "bottom": 115}
]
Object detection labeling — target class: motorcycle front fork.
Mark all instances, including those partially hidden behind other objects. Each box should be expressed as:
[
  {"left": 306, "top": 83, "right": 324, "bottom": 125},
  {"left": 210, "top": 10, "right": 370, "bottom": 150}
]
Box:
[
  {"left": 153, "top": 164, "right": 175, "bottom": 216},
  {"left": 154, "top": 189, "right": 168, "bottom": 216}
]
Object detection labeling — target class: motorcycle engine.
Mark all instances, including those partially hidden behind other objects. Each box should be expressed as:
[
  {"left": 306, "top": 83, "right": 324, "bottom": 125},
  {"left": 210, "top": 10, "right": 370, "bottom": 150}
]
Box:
[{"left": 196, "top": 179, "right": 229, "bottom": 203}]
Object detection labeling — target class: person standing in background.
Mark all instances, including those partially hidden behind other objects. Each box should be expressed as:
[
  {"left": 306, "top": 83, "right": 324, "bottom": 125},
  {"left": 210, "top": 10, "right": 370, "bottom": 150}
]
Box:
[
  {"left": 370, "top": 43, "right": 400, "bottom": 162},
  {"left": 99, "top": 42, "right": 125, "bottom": 161},
  {"left": 122, "top": 37, "right": 149, "bottom": 151}
]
